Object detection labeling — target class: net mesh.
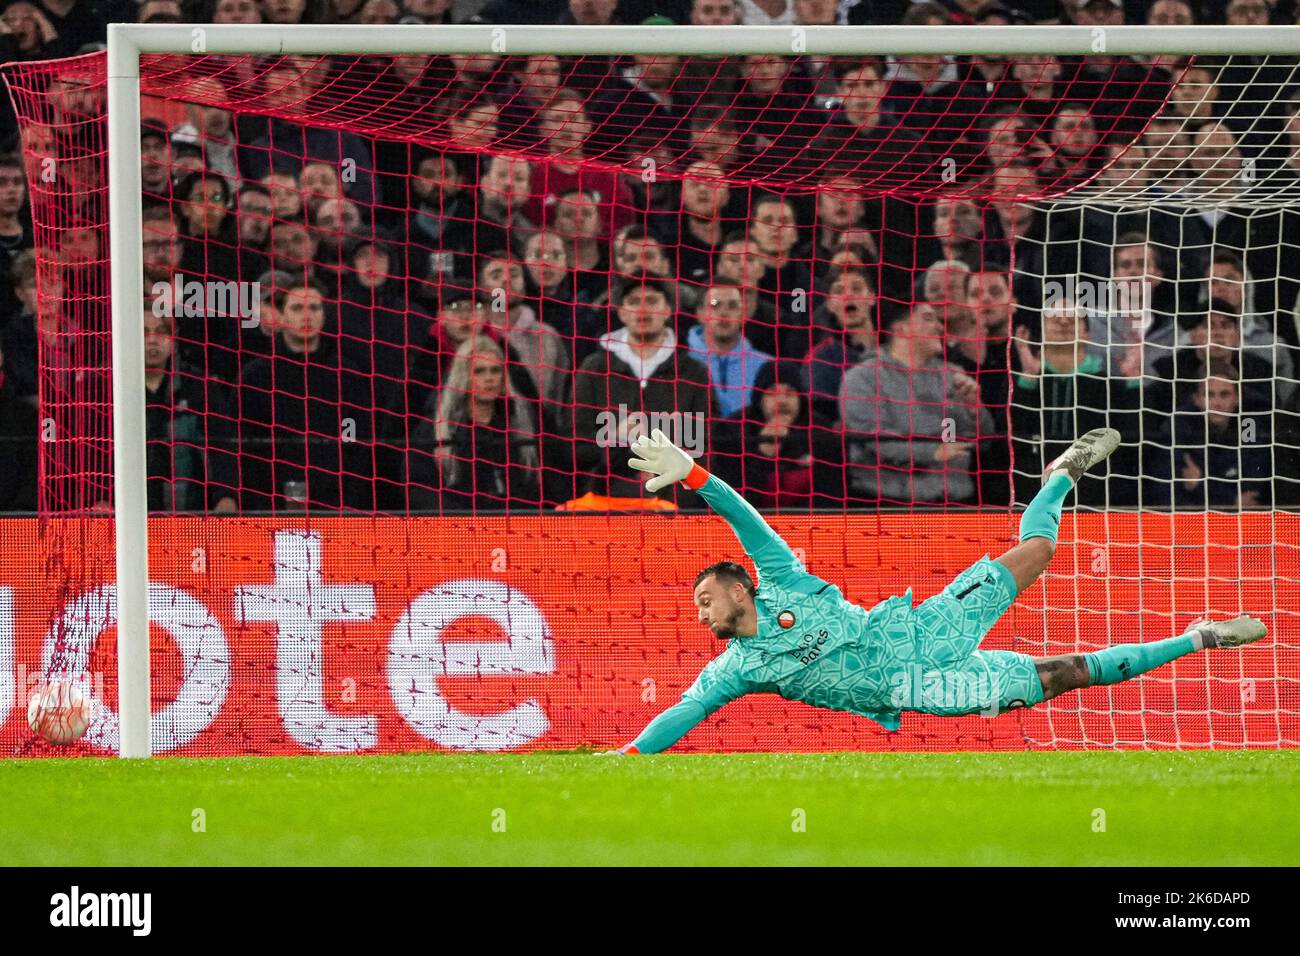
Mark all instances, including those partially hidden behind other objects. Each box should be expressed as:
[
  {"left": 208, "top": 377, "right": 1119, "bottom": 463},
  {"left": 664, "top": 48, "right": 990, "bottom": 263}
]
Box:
[{"left": 1, "top": 48, "right": 1297, "bottom": 753}]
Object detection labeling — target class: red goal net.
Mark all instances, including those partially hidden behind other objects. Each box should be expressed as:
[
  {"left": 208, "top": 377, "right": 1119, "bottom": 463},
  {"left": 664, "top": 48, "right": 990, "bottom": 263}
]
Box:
[{"left": 1, "top": 48, "right": 1296, "bottom": 754}]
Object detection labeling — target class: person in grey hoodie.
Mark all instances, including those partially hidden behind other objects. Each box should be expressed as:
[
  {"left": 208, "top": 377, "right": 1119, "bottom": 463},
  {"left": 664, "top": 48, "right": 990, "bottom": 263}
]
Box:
[
  {"left": 840, "top": 301, "right": 994, "bottom": 505},
  {"left": 573, "top": 277, "right": 714, "bottom": 501}
]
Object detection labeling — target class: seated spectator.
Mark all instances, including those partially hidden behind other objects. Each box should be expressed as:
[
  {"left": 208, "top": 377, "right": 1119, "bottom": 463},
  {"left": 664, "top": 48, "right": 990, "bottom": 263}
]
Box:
[
  {"left": 176, "top": 170, "right": 239, "bottom": 282},
  {"left": 812, "top": 58, "right": 929, "bottom": 186},
  {"left": 407, "top": 334, "right": 544, "bottom": 512},
  {"left": 804, "top": 267, "right": 877, "bottom": 419},
  {"left": 553, "top": 187, "right": 612, "bottom": 291},
  {"left": 2, "top": 248, "right": 38, "bottom": 401},
  {"left": 610, "top": 225, "right": 691, "bottom": 311},
  {"left": 237, "top": 59, "right": 377, "bottom": 206},
  {"left": 143, "top": 308, "right": 238, "bottom": 513},
  {"left": 527, "top": 92, "right": 636, "bottom": 234},
  {"left": 442, "top": 155, "right": 534, "bottom": 274},
  {"left": 237, "top": 281, "right": 379, "bottom": 511},
  {"left": 477, "top": 251, "right": 571, "bottom": 411},
  {"left": 712, "top": 234, "right": 780, "bottom": 354},
  {"left": 338, "top": 234, "right": 426, "bottom": 423},
  {"left": 313, "top": 196, "right": 365, "bottom": 267},
  {"left": 1088, "top": 232, "right": 1179, "bottom": 378},
  {"left": 1011, "top": 301, "right": 1141, "bottom": 509},
  {"left": 0, "top": 341, "right": 37, "bottom": 511},
  {"left": 1200, "top": 248, "right": 1295, "bottom": 398},
  {"left": 686, "top": 279, "right": 773, "bottom": 418},
  {"left": 405, "top": 149, "right": 473, "bottom": 257},
  {"left": 572, "top": 277, "right": 713, "bottom": 501},
  {"left": 1148, "top": 299, "right": 1274, "bottom": 418},
  {"left": 405, "top": 289, "right": 488, "bottom": 418},
  {"left": 522, "top": 228, "right": 603, "bottom": 359},
  {"left": 712, "top": 359, "right": 842, "bottom": 509},
  {"left": 840, "top": 301, "right": 994, "bottom": 505},
  {"left": 233, "top": 182, "right": 273, "bottom": 282},
  {"left": 1146, "top": 363, "right": 1272, "bottom": 510},
  {"left": 651, "top": 160, "right": 730, "bottom": 286}
]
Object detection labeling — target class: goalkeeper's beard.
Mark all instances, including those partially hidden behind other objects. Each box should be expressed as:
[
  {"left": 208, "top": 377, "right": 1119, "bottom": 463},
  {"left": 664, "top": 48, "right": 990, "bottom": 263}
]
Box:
[{"left": 710, "top": 604, "right": 745, "bottom": 640}]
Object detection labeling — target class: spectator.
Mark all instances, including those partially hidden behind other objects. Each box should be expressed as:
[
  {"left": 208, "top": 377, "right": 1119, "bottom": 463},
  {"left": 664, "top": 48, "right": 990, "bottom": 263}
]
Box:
[
  {"left": 237, "top": 281, "right": 378, "bottom": 511},
  {"left": 691, "top": 0, "right": 739, "bottom": 24},
  {"left": 1088, "top": 232, "right": 1178, "bottom": 377},
  {"left": 213, "top": 0, "right": 261, "bottom": 21},
  {"left": 0, "top": 2, "right": 68, "bottom": 60},
  {"left": 313, "top": 196, "right": 365, "bottom": 266},
  {"left": 435, "top": 154, "right": 534, "bottom": 278},
  {"left": 1148, "top": 299, "right": 1275, "bottom": 417},
  {"left": 573, "top": 277, "right": 713, "bottom": 500},
  {"left": 407, "top": 334, "right": 544, "bottom": 511},
  {"left": 527, "top": 93, "right": 636, "bottom": 234},
  {"left": 408, "top": 151, "right": 472, "bottom": 280},
  {"left": 477, "top": 251, "right": 572, "bottom": 411},
  {"left": 712, "top": 234, "right": 781, "bottom": 354},
  {"left": 237, "top": 59, "right": 377, "bottom": 206},
  {"left": 840, "top": 301, "right": 994, "bottom": 505},
  {"left": 405, "top": 289, "right": 488, "bottom": 420},
  {"left": 712, "top": 358, "right": 843, "bottom": 508},
  {"left": 748, "top": 193, "right": 815, "bottom": 341},
  {"left": 2, "top": 248, "right": 38, "bottom": 401},
  {"left": 140, "top": 122, "right": 174, "bottom": 201},
  {"left": 176, "top": 170, "right": 239, "bottom": 282},
  {"left": 338, "top": 233, "right": 426, "bottom": 424},
  {"left": 805, "top": 267, "right": 877, "bottom": 420},
  {"left": 687, "top": 278, "right": 773, "bottom": 418},
  {"left": 1147, "top": 363, "right": 1272, "bottom": 510},
  {"left": 814, "top": 58, "right": 928, "bottom": 186},
  {"left": 654, "top": 160, "right": 730, "bottom": 285},
  {"left": 235, "top": 182, "right": 274, "bottom": 280},
  {"left": 521, "top": 228, "right": 601, "bottom": 355},
  {"left": 552, "top": 187, "right": 612, "bottom": 298},
  {"left": 1011, "top": 300, "right": 1141, "bottom": 508},
  {"left": 588, "top": 50, "right": 692, "bottom": 160},
  {"left": 143, "top": 307, "right": 238, "bottom": 513},
  {"left": 1201, "top": 248, "right": 1296, "bottom": 396},
  {"left": 0, "top": 341, "right": 37, "bottom": 511}
]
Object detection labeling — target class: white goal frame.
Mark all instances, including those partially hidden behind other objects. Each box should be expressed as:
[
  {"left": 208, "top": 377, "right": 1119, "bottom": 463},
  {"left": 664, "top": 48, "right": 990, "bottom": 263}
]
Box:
[{"left": 105, "top": 23, "right": 1300, "bottom": 756}]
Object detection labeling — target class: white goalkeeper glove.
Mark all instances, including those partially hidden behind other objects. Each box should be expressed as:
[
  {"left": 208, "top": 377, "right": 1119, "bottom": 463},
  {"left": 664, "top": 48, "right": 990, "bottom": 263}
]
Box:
[{"left": 628, "top": 428, "right": 694, "bottom": 494}]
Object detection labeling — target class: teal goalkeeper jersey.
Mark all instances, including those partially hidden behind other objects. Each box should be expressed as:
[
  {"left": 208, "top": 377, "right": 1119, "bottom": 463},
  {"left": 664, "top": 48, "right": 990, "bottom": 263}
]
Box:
[{"left": 624, "top": 470, "right": 915, "bottom": 754}]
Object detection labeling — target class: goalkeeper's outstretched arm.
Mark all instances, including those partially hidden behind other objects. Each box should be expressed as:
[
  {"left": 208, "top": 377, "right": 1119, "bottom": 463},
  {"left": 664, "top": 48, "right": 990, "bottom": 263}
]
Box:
[{"left": 629, "top": 429, "right": 808, "bottom": 587}]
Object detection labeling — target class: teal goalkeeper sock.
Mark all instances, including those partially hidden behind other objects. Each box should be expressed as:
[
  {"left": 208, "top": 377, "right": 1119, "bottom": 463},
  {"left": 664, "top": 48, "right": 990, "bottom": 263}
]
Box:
[
  {"left": 1019, "top": 471, "right": 1073, "bottom": 543},
  {"left": 1083, "top": 632, "right": 1207, "bottom": 686}
]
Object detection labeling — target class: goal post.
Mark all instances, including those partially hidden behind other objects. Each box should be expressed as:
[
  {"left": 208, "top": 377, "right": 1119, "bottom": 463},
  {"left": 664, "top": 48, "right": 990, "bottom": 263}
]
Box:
[{"left": 15, "top": 22, "right": 1295, "bottom": 756}]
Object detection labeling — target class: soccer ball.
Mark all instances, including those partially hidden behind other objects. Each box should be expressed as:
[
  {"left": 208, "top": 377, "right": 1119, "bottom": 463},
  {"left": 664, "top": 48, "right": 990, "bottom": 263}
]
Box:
[{"left": 27, "top": 681, "right": 91, "bottom": 745}]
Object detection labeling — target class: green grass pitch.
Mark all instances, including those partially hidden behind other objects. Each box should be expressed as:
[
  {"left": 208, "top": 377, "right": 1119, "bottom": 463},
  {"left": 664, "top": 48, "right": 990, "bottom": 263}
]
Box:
[{"left": 0, "top": 752, "right": 1295, "bottom": 866}]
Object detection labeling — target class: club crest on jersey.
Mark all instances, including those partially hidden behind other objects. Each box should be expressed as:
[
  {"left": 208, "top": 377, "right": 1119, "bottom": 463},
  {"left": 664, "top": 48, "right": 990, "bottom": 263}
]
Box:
[{"left": 777, "top": 610, "right": 796, "bottom": 629}]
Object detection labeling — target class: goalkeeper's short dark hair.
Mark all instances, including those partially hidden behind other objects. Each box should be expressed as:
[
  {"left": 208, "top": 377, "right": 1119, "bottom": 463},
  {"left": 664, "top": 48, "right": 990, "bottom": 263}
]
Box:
[{"left": 696, "top": 561, "right": 755, "bottom": 598}]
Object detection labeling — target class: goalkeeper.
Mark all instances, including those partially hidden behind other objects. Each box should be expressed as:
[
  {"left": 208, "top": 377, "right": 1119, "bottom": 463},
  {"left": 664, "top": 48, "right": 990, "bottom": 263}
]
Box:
[{"left": 611, "top": 427, "right": 1267, "bottom": 754}]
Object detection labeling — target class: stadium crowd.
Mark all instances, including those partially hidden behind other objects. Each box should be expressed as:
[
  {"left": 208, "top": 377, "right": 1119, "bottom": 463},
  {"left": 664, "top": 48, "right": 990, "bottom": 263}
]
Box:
[{"left": 2, "top": 0, "right": 1300, "bottom": 513}]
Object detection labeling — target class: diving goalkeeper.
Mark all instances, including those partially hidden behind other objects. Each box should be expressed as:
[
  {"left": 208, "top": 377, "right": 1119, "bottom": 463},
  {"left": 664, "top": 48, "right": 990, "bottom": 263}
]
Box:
[{"left": 611, "top": 427, "right": 1267, "bottom": 754}]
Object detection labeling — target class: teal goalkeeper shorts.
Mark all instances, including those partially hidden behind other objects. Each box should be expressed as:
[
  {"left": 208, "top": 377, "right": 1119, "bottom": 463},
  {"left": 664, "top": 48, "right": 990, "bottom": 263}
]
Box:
[{"left": 893, "top": 555, "right": 1045, "bottom": 717}]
